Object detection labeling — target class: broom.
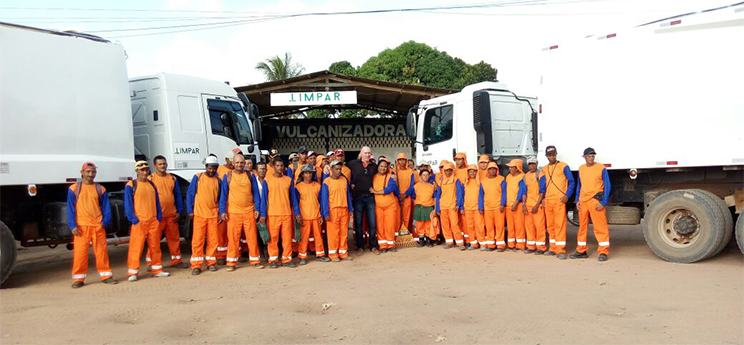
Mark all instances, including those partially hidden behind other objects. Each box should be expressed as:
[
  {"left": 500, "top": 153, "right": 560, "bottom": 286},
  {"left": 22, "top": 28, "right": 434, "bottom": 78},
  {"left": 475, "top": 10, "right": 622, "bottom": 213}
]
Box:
[{"left": 395, "top": 223, "right": 418, "bottom": 248}]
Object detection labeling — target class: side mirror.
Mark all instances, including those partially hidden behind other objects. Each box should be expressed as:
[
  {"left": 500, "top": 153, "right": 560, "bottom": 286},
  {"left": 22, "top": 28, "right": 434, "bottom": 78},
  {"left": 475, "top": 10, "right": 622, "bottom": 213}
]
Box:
[
  {"left": 406, "top": 110, "right": 417, "bottom": 138},
  {"left": 247, "top": 143, "right": 255, "bottom": 153},
  {"left": 253, "top": 118, "right": 263, "bottom": 142}
]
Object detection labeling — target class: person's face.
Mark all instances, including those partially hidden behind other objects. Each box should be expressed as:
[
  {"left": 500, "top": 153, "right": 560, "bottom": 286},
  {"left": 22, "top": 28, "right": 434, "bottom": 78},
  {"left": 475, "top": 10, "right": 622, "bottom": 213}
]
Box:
[
  {"left": 444, "top": 168, "right": 453, "bottom": 177},
  {"left": 360, "top": 148, "right": 372, "bottom": 161},
  {"left": 509, "top": 166, "right": 518, "bottom": 175},
  {"left": 136, "top": 167, "right": 150, "bottom": 180},
  {"left": 205, "top": 165, "right": 218, "bottom": 177},
  {"left": 233, "top": 155, "right": 246, "bottom": 172},
  {"left": 308, "top": 156, "right": 317, "bottom": 166},
  {"left": 488, "top": 167, "right": 497, "bottom": 178},
  {"left": 332, "top": 164, "right": 342, "bottom": 178},
  {"left": 408, "top": 159, "right": 414, "bottom": 168},
  {"left": 225, "top": 158, "right": 233, "bottom": 169},
  {"left": 378, "top": 162, "right": 389, "bottom": 174},
  {"left": 584, "top": 154, "right": 596, "bottom": 164},
  {"left": 81, "top": 167, "right": 96, "bottom": 183},
  {"left": 302, "top": 170, "right": 313, "bottom": 182},
  {"left": 154, "top": 159, "right": 167, "bottom": 173},
  {"left": 546, "top": 153, "right": 557, "bottom": 164},
  {"left": 257, "top": 164, "right": 267, "bottom": 178},
  {"left": 245, "top": 159, "right": 254, "bottom": 171},
  {"left": 528, "top": 163, "right": 537, "bottom": 172},
  {"left": 337, "top": 153, "right": 345, "bottom": 162},
  {"left": 479, "top": 161, "right": 488, "bottom": 170},
  {"left": 468, "top": 170, "right": 477, "bottom": 179},
  {"left": 455, "top": 158, "right": 465, "bottom": 167},
  {"left": 420, "top": 170, "right": 430, "bottom": 182},
  {"left": 274, "top": 161, "right": 285, "bottom": 175},
  {"left": 397, "top": 158, "right": 407, "bottom": 169},
  {"left": 299, "top": 152, "right": 307, "bottom": 161},
  {"left": 322, "top": 158, "right": 329, "bottom": 165}
]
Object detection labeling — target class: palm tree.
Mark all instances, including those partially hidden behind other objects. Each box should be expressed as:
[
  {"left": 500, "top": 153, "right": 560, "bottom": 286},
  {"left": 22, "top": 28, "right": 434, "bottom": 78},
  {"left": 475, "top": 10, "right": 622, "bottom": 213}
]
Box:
[{"left": 255, "top": 52, "right": 305, "bottom": 81}]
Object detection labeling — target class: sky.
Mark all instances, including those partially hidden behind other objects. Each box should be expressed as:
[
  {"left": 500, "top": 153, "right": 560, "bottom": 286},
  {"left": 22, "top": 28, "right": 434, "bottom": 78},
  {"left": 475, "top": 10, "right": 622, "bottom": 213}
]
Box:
[{"left": 1, "top": 0, "right": 736, "bottom": 96}]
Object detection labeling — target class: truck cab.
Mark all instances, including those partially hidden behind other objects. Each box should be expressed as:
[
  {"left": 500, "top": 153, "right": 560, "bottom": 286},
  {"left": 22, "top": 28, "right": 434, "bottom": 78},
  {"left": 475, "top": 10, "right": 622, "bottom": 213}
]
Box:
[
  {"left": 129, "top": 73, "right": 262, "bottom": 182},
  {"left": 407, "top": 81, "right": 536, "bottom": 170}
]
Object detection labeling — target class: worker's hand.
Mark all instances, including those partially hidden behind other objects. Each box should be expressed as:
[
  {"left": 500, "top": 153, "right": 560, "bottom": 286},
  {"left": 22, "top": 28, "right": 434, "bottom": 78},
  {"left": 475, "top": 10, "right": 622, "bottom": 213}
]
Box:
[
  {"left": 259, "top": 217, "right": 266, "bottom": 225},
  {"left": 369, "top": 187, "right": 375, "bottom": 194},
  {"left": 522, "top": 204, "right": 528, "bottom": 215},
  {"left": 576, "top": 203, "right": 581, "bottom": 212},
  {"left": 220, "top": 213, "right": 228, "bottom": 222},
  {"left": 532, "top": 205, "right": 539, "bottom": 214},
  {"left": 510, "top": 203, "right": 518, "bottom": 212},
  {"left": 325, "top": 216, "right": 331, "bottom": 222},
  {"left": 254, "top": 211, "right": 259, "bottom": 220},
  {"left": 351, "top": 184, "right": 355, "bottom": 190},
  {"left": 319, "top": 218, "right": 324, "bottom": 226},
  {"left": 323, "top": 165, "right": 331, "bottom": 175},
  {"left": 71, "top": 227, "right": 80, "bottom": 236},
  {"left": 560, "top": 196, "right": 568, "bottom": 203},
  {"left": 189, "top": 213, "right": 194, "bottom": 220},
  {"left": 437, "top": 212, "right": 441, "bottom": 217},
  {"left": 398, "top": 195, "right": 405, "bottom": 203},
  {"left": 596, "top": 203, "right": 605, "bottom": 211},
  {"left": 174, "top": 213, "right": 181, "bottom": 223},
  {"left": 499, "top": 205, "right": 505, "bottom": 213},
  {"left": 479, "top": 210, "right": 484, "bottom": 215},
  {"left": 295, "top": 215, "right": 303, "bottom": 226}
]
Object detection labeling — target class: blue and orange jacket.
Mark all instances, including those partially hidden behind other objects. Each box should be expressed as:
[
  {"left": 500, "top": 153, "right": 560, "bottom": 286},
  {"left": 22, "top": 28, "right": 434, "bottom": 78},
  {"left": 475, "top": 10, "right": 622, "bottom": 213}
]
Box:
[
  {"left": 124, "top": 180, "right": 163, "bottom": 224},
  {"left": 435, "top": 172, "right": 464, "bottom": 213},
  {"left": 66, "top": 182, "right": 111, "bottom": 229},
  {"left": 372, "top": 172, "right": 399, "bottom": 209},
  {"left": 320, "top": 176, "right": 354, "bottom": 218},
  {"left": 412, "top": 181, "right": 437, "bottom": 207},
  {"left": 393, "top": 167, "right": 416, "bottom": 199},
  {"left": 219, "top": 171, "right": 260, "bottom": 215},
  {"left": 478, "top": 175, "right": 507, "bottom": 211},
  {"left": 149, "top": 173, "right": 183, "bottom": 218},
  {"left": 262, "top": 174, "right": 295, "bottom": 217},
  {"left": 540, "top": 161, "right": 575, "bottom": 201},
  {"left": 575, "top": 163, "right": 611, "bottom": 206},
  {"left": 293, "top": 181, "right": 322, "bottom": 220},
  {"left": 186, "top": 173, "right": 222, "bottom": 219},
  {"left": 524, "top": 170, "right": 546, "bottom": 207}
]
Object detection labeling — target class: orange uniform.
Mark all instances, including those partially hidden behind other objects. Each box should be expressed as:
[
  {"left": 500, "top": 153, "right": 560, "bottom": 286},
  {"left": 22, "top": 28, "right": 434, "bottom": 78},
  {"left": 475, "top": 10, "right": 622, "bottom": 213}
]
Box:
[
  {"left": 264, "top": 173, "right": 294, "bottom": 264},
  {"left": 293, "top": 181, "right": 325, "bottom": 259},
  {"left": 67, "top": 183, "right": 113, "bottom": 283},
  {"left": 435, "top": 164, "right": 465, "bottom": 247},
  {"left": 413, "top": 180, "right": 438, "bottom": 241},
  {"left": 124, "top": 180, "right": 163, "bottom": 276},
  {"left": 372, "top": 172, "right": 399, "bottom": 249},
  {"left": 215, "top": 165, "right": 232, "bottom": 261},
  {"left": 505, "top": 172, "right": 527, "bottom": 249},
  {"left": 523, "top": 170, "right": 547, "bottom": 251},
  {"left": 219, "top": 171, "right": 260, "bottom": 267},
  {"left": 321, "top": 176, "right": 353, "bottom": 259},
  {"left": 187, "top": 172, "right": 221, "bottom": 268},
  {"left": 575, "top": 163, "right": 611, "bottom": 255},
  {"left": 148, "top": 173, "right": 184, "bottom": 266},
  {"left": 463, "top": 174, "right": 485, "bottom": 248},
  {"left": 540, "top": 161, "right": 575, "bottom": 254},
  {"left": 394, "top": 166, "right": 416, "bottom": 235},
  {"left": 480, "top": 174, "right": 506, "bottom": 249},
  {"left": 454, "top": 155, "right": 469, "bottom": 244}
]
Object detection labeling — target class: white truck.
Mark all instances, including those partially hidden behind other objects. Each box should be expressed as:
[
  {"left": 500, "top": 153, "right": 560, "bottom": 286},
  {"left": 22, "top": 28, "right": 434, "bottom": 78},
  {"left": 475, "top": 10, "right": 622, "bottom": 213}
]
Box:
[
  {"left": 407, "top": 3, "right": 744, "bottom": 263},
  {"left": 0, "top": 23, "right": 262, "bottom": 284}
]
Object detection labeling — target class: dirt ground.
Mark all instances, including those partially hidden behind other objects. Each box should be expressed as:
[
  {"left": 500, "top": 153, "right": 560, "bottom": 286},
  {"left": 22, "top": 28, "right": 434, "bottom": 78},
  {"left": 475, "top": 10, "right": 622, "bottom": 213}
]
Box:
[{"left": 1, "top": 224, "right": 742, "bottom": 345}]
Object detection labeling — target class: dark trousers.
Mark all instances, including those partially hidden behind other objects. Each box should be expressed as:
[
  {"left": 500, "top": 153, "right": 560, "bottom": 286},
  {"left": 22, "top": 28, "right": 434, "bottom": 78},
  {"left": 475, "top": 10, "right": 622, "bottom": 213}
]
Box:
[{"left": 353, "top": 195, "right": 378, "bottom": 249}]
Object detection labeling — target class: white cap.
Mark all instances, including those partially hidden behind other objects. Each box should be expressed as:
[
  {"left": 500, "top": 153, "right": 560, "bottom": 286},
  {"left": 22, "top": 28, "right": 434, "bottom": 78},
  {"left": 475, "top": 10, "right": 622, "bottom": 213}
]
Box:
[
  {"left": 326, "top": 151, "right": 334, "bottom": 157},
  {"left": 418, "top": 159, "right": 431, "bottom": 166},
  {"left": 205, "top": 156, "right": 219, "bottom": 166},
  {"left": 527, "top": 157, "right": 538, "bottom": 164}
]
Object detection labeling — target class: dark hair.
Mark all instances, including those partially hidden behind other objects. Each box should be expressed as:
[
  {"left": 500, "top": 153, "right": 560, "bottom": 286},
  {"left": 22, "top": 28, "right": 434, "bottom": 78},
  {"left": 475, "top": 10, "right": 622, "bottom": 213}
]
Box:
[
  {"left": 256, "top": 161, "right": 267, "bottom": 168},
  {"left": 153, "top": 155, "right": 167, "bottom": 164},
  {"left": 273, "top": 157, "right": 284, "bottom": 166}
]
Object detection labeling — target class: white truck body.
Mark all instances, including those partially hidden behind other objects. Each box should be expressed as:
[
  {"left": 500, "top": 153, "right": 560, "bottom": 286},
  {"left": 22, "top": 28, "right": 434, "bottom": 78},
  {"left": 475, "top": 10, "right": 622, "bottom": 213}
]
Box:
[
  {"left": 0, "top": 24, "right": 134, "bottom": 186},
  {"left": 129, "top": 73, "right": 261, "bottom": 182}
]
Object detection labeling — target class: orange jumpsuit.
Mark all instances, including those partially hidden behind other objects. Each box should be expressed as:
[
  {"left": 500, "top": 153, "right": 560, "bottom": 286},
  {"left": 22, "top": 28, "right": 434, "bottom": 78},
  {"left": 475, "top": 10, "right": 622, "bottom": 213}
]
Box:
[
  {"left": 67, "top": 183, "right": 113, "bottom": 283},
  {"left": 321, "top": 176, "right": 353, "bottom": 259},
  {"left": 505, "top": 173, "right": 527, "bottom": 249},
  {"left": 480, "top": 176, "right": 506, "bottom": 249},
  {"left": 413, "top": 181, "right": 438, "bottom": 241},
  {"left": 187, "top": 173, "right": 221, "bottom": 269},
  {"left": 219, "top": 171, "right": 260, "bottom": 267},
  {"left": 264, "top": 174, "right": 294, "bottom": 264},
  {"left": 293, "top": 181, "right": 325, "bottom": 259},
  {"left": 124, "top": 180, "right": 163, "bottom": 276},
  {"left": 576, "top": 163, "right": 611, "bottom": 255},
  {"left": 463, "top": 177, "right": 486, "bottom": 248},
  {"left": 435, "top": 170, "right": 464, "bottom": 246},
  {"left": 215, "top": 165, "right": 232, "bottom": 261},
  {"left": 394, "top": 167, "right": 416, "bottom": 235},
  {"left": 540, "top": 162, "right": 575, "bottom": 254},
  {"left": 523, "top": 171, "right": 547, "bottom": 251},
  {"left": 454, "top": 164, "right": 469, "bottom": 244},
  {"left": 148, "top": 173, "right": 184, "bottom": 266},
  {"left": 373, "top": 173, "right": 399, "bottom": 249}
]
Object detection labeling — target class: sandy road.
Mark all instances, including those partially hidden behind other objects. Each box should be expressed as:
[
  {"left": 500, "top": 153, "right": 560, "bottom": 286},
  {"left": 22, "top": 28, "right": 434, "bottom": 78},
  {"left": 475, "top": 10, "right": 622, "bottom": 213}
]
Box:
[{"left": 1, "top": 224, "right": 742, "bottom": 345}]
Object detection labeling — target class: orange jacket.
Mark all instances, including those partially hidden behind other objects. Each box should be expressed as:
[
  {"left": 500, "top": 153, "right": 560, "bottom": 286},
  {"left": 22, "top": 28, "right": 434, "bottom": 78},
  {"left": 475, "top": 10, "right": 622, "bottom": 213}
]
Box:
[
  {"left": 293, "top": 181, "right": 322, "bottom": 219},
  {"left": 149, "top": 173, "right": 183, "bottom": 218},
  {"left": 124, "top": 180, "right": 162, "bottom": 223},
  {"left": 187, "top": 173, "right": 221, "bottom": 218}
]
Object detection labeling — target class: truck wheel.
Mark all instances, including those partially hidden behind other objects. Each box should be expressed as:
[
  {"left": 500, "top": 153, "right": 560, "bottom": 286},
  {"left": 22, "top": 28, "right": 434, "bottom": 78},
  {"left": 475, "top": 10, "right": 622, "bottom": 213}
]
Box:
[
  {"left": 682, "top": 189, "right": 734, "bottom": 257},
  {"left": 736, "top": 214, "right": 743, "bottom": 255},
  {"left": 606, "top": 206, "right": 641, "bottom": 225},
  {"left": 1, "top": 221, "right": 17, "bottom": 285},
  {"left": 642, "top": 190, "right": 724, "bottom": 263}
]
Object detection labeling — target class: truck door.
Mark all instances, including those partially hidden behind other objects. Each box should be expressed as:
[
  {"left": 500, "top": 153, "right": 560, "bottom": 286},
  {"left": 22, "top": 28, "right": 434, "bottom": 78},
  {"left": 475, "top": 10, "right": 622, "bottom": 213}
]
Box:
[
  {"left": 488, "top": 93, "right": 536, "bottom": 159},
  {"left": 416, "top": 104, "right": 456, "bottom": 169},
  {"left": 202, "top": 95, "right": 255, "bottom": 161}
]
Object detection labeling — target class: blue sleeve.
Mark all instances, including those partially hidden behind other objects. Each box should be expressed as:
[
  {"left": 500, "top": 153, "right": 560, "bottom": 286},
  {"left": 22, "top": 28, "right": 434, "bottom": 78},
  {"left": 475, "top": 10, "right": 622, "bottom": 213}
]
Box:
[
  {"left": 500, "top": 180, "right": 507, "bottom": 206},
  {"left": 100, "top": 191, "right": 112, "bottom": 227},
  {"left": 575, "top": 175, "right": 582, "bottom": 203},
  {"left": 292, "top": 185, "right": 301, "bottom": 217},
  {"left": 320, "top": 183, "right": 330, "bottom": 218},
  {"left": 124, "top": 185, "right": 139, "bottom": 224},
  {"left": 321, "top": 173, "right": 329, "bottom": 184},
  {"left": 251, "top": 175, "right": 260, "bottom": 211},
  {"left": 66, "top": 188, "right": 78, "bottom": 230},
  {"left": 347, "top": 185, "right": 354, "bottom": 212},
  {"left": 383, "top": 177, "right": 398, "bottom": 196},
  {"left": 601, "top": 168, "right": 611, "bottom": 206},
  {"left": 517, "top": 180, "right": 527, "bottom": 202},
  {"left": 155, "top": 188, "right": 162, "bottom": 222},
  {"left": 478, "top": 185, "right": 485, "bottom": 212},
  {"left": 187, "top": 175, "right": 198, "bottom": 214},
  {"left": 564, "top": 166, "right": 575, "bottom": 199},
  {"left": 435, "top": 186, "right": 441, "bottom": 213},
  {"left": 260, "top": 181, "right": 268, "bottom": 218},
  {"left": 411, "top": 187, "right": 417, "bottom": 200},
  {"left": 456, "top": 180, "right": 464, "bottom": 211},
  {"left": 219, "top": 175, "right": 229, "bottom": 216},
  {"left": 173, "top": 179, "right": 184, "bottom": 214},
  {"left": 404, "top": 174, "right": 415, "bottom": 197},
  {"left": 539, "top": 175, "right": 547, "bottom": 195}
]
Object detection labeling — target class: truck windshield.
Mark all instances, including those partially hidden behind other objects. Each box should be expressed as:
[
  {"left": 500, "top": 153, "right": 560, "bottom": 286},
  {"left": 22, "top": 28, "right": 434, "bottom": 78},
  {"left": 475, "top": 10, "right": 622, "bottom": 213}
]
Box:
[
  {"left": 207, "top": 99, "right": 254, "bottom": 145},
  {"left": 423, "top": 105, "right": 453, "bottom": 145}
]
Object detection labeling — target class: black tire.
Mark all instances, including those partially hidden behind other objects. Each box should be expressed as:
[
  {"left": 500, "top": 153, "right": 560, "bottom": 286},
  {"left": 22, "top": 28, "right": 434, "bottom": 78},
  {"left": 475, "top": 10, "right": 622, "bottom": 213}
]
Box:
[
  {"left": 683, "top": 189, "right": 733, "bottom": 257},
  {"left": 1, "top": 221, "right": 18, "bottom": 285},
  {"left": 568, "top": 208, "right": 579, "bottom": 227},
  {"left": 736, "top": 214, "right": 743, "bottom": 255},
  {"left": 606, "top": 206, "right": 641, "bottom": 225},
  {"left": 642, "top": 190, "right": 724, "bottom": 263}
]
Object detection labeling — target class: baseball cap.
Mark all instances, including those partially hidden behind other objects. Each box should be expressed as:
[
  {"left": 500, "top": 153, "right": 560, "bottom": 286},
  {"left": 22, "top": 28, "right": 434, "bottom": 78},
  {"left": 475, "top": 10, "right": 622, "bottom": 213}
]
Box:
[
  {"left": 205, "top": 156, "right": 220, "bottom": 166},
  {"left": 545, "top": 145, "right": 557, "bottom": 155},
  {"left": 527, "top": 157, "right": 538, "bottom": 164},
  {"left": 288, "top": 153, "right": 298, "bottom": 160},
  {"left": 487, "top": 162, "right": 499, "bottom": 170},
  {"left": 583, "top": 147, "right": 597, "bottom": 156},
  {"left": 227, "top": 148, "right": 242, "bottom": 158},
  {"left": 418, "top": 159, "right": 431, "bottom": 167},
  {"left": 478, "top": 155, "right": 490, "bottom": 163},
  {"left": 329, "top": 160, "right": 343, "bottom": 167},
  {"left": 377, "top": 156, "right": 391, "bottom": 165},
  {"left": 506, "top": 159, "right": 523, "bottom": 167},
  {"left": 442, "top": 161, "right": 455, "bottom": 170},
  {"left": 396, "top": 153, "right": 408, "bottom": 161},
  {"left": 467, "top": 164, "right": 477, "bottom": 171},
  {"left": 307, "top": 150, "right": 317, "bottom": 157},
  {"left": 454, "top": 152, "right": 467, "bottom": 160},
  {"left": 298, "top": 146, "right": 308, "bottom": 153},
  {"left": 300, "top": 165, "right": 315, "bottom": 173},
  {"left": 134, "top": 160, "right": 149, "bottom": 169},
  {"left": 326, "top": 151, "right": 334, "bottom": 157},
  {"left": 81, "top": 162, "right": 97, "bottom": 170},
  {"left": 269, "top": 148, "right": 279, "bottom": 157},
  {"left": 334, "top": 149, "right": 345, "bottom": 156}
]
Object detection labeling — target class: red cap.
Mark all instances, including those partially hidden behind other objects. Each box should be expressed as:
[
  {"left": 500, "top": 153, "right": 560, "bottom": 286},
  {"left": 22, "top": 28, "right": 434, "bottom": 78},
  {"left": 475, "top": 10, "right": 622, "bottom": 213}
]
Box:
[
  {"left": 334, "top": 149, "right": 345, "bottom": 156},
  {"left": 81, "top": 162, "right": 97, "bottom": 170}
]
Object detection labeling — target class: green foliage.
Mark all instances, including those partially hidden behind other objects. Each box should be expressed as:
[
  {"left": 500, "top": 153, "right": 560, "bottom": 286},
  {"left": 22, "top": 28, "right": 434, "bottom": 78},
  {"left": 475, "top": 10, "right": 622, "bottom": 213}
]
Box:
[
  {"left": 328, "top": 61, "right": 357, "bottom": 76},
  {"left": 255, "top": 52, "right": 305, "bottom": 81}
]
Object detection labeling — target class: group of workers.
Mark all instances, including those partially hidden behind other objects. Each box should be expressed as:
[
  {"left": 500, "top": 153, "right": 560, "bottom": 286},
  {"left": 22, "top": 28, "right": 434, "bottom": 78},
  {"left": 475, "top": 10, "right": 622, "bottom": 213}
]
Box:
[{"left": 65, "top": 144, "right": 611, "bottom": 289}]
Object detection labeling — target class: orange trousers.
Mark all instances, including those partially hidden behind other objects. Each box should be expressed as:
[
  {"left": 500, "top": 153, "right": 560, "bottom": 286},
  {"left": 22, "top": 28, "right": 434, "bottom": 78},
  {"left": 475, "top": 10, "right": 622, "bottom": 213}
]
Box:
[
  {"left": 128, "top": 219, "right": 163, "bottom": 276},
  {"left": 506, "top": 203, "right": 526, "bottom": 249},
  {"left": 216, "top": 221, "right": 228, "bottom": 260},
  {"left": 400, "top": 197, "right": 413, "bottom": 235},
  {"left": 464, "top": 210, "right": 485, "bottom": 248},
  {"left": 416, "top": 220, "right": 436, "bottom": 240},
  {"left": 326, "top": 207, "right": 350, "bottom": 259},
  {"left": 268, "top": 215, "right": 293, "bottom": 264},
  {"left": 577, "top": 199, "right": 611, "bottom": 255},
  {"left": 300, "top": 218, "right": 325, "bottom": 259},
  {"left": 440, "top": 208, "right": 463, "bottom": 246},
  {"left": 483, "top": 209, "right": 505, "bottom": 249},
  {"left": 191, "top": 216, "right": 219, "bottom": 269},
  {"left": 227, "top": 212, "right": 260, "bottom": 267},
  {"left": 146, "top": 216, "right": 182, "bottom": 266},
  {"left": 376, "top": 203, "right": 398, "bottom": 249},
  {"left": 544, "top": 198, "right": 567, "bottom": 254},
  {"left": 71, "top": 225, "right": 112, "bottom": 283},
  {"left": 525, "top": 204, "right": 547, "bottom": 251},
  {"left": 459, "top": 212, "right": 471, "bottom": 245}
]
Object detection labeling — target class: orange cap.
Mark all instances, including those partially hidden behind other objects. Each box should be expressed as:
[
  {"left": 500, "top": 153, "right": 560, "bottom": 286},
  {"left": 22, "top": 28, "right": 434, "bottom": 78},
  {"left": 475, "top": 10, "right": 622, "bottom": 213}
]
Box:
[
  {"left": 316, "top": 155, "right": 326, "bottom": 167},
  {"left": 81, "top": 162, "right": 97, "bottom": 170},
  {"left": 467, "top": 164, "right": 478, "bottom": 171},
  {"left": 442, "top": 161, "right": 455, "bottom": 170},
  {"left": 396, "top": 153, "right": 408, "bottom": 161},
  {"left": 454, "top": 152, "right": 467, "bottom": 160},
  {"left": 439, "top": 159, "right": 451, "bottom": 169},
  {"left": 506, "top": 159, "right": 524, "bottom": 173},
  {"left": 378, "top": 156, "right": 391, "bottom": 165},
  {"left": 487, "top": 162, "right": 499, "bottom": 170},
  {"left": 478, "top": 155, "right": 490, "bottom": 163}
]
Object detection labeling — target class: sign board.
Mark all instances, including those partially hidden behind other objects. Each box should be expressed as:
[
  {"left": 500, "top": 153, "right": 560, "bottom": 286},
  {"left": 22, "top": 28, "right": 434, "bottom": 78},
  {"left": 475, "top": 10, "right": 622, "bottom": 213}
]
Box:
[
  {"left": 276, "top": 123, "right": 407, "bottom": 138},
  {"left": 271, "top": 91, "right": 357, "bottom": 106}
]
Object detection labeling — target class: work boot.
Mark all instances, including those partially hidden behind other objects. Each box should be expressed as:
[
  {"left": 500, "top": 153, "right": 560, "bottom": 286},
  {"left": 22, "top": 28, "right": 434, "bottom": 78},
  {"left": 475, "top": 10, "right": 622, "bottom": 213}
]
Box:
[
  {"left": 343, "top": 256, "right": 353, "bottom": 261},
  {"left": 556, "top": 253, "right": 567, "bottom": 260},
  {"left": 175, "top": 262, "right": 190, "bottom": 269},
  {"left": 427, "top": 239, "right": 434, "bottom": 247},
  {"left": 333, "top": 257, "right": 341, "bottom": 262},
  {"left": 381, "top": 248, "right": 388, "bottom": 254},
  {"left": 458, "top": 245, "right": 467, "bottom": 251},
  {"left": 238, "top": 257, "right": 248, "bottom": 263},
  {"left": 535, "top": 250, "right": 545, "bottom": 255},
  {"left": 480, "top": 247, "right": 488, "bottom": 252},
  {"left": 496, "top": 247, "right": 505, "bottom": 252},
  {"left": 487, "top": 247, "right": 495, "bottom": 252},
  {"left": 252, "top": 263, "right": 266, "bottom": 269},
  {"left": 389, "top": 247, "right": 397, "bottom": 253},
  {"left": 524, "top": 249, "right": 535, "bottom": 254},
  {"left": 598, "top": 254, "right": 609, "bottom": 262},
  {"left": 417, "top": 237, "right": 426, "bottom": 247},
  {"left": 299, "top": 259, "right": 307, "bottom": 265},
  {"left": 269, "top": 262, "right": 279, "bottom": 269},
  {"left": 217, "top": 259, "right": 227, "bottom": 266},
  {"left": 544, "top": 250, "right": 556, "bottom": 256},
  {"left": 356, "top": 248, "right": 365, "bottom": 255},
  {"left": 285, "top": 262, "right": 297, "bottom": 268},
  {"left": 152, "top": 271, "right": 170, "bottom": 278},
  {"left": 570, "top": 251, "right": 588, "bottom": 259},
  {"left": 128, "top": 275, "right": 138, "bottom": 282},
  {"left": 102, "top": 278, "right": 117, "bottom": 285},
  {"left": 192, "top": 268, "right": 202, "bottom": 275},
  {"left": 468, "top": 246, "right": 478, "bottom": 251},
  {"left": 208, "top": 265, "right": 217, "bottom": 271},
  {"left": 226, "top": 266, "right": 236, "bottom": 272},
  {"left": 71, "top": 281, "right": 84, "bottom": 289},
  {"left": 443, "top": 244, "right": 453, "bottom": 249},
  {"left": 317, "top": 256, "right": 331, "bottom": 262},
  {"left": 371, "top": 248, "right": 381, "bottom": 255}
]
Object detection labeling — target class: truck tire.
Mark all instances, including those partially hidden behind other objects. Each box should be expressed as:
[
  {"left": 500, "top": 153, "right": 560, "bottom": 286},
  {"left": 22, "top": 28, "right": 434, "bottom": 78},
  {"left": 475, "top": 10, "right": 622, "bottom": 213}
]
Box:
[
  {"left": 606, "top": 205, "right": 641, "bottom": 225},
  {"left": 1, "top": 221, "right": 17, "bottom": 285},
  {"left": 736, "top": 214, "right": 743, "bottom": 255},
  {"left": 642, "top": 190, "right": 724, "bottom": 263},
  {"left": 682, "top": 189, "right": 734, "bottom": 257}
]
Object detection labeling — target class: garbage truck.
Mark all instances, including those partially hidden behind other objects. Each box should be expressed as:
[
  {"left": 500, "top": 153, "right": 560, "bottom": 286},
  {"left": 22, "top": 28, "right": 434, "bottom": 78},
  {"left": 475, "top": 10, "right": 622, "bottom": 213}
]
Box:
[
  {"left": 406, "top": 3, "right": 744, "bottom": 263},
  {"left": 0, "top": 22, "right": 262, "bottom": 284}
]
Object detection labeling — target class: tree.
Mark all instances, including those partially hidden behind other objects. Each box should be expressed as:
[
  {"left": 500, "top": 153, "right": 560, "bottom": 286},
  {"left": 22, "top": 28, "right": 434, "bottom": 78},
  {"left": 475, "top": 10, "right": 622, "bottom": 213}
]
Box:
[
  {"left": 255, "top": 52, "right": 305, "bottom": 81},
  {"left": 328, "top": 61, "right": 357, "bottom": 76}
]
